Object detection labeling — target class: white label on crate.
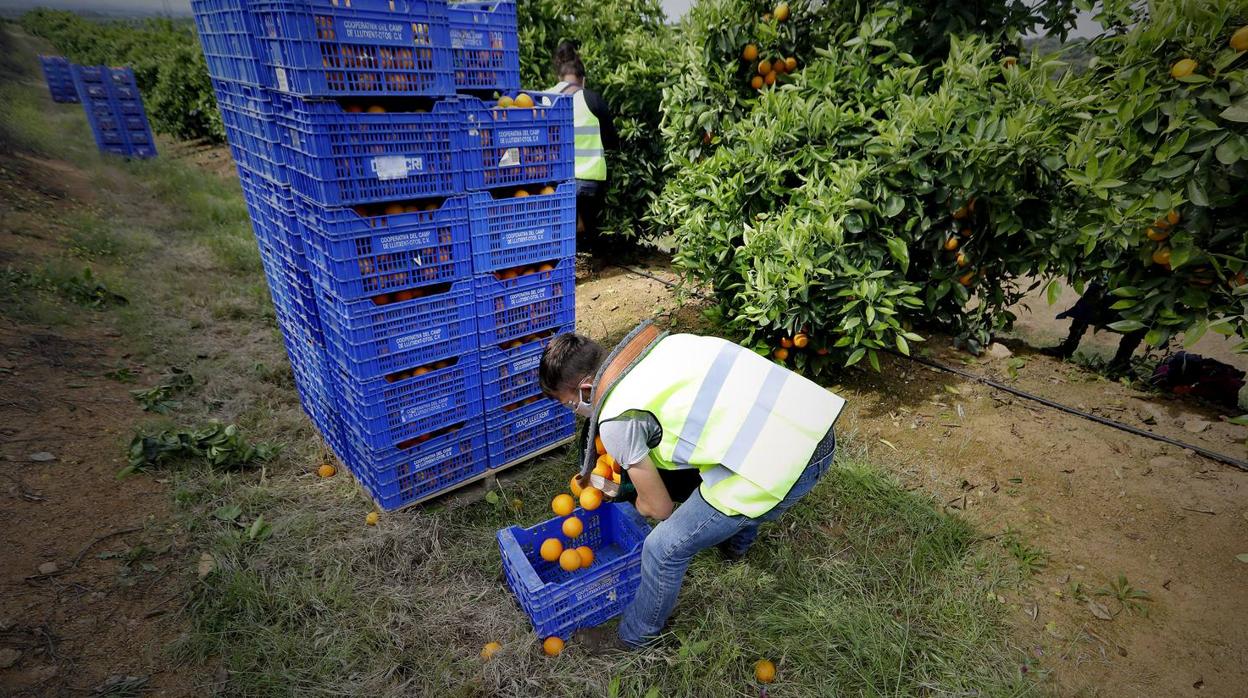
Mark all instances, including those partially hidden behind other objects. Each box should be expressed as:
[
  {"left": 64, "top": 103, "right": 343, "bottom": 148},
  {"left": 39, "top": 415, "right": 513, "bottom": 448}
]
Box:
[
  {"left": 341, "top": 19, "right": 406, "bottom": 44},
  {"left": 498, "top": 127, "right": 541, "bottom": 147},
  {"left": 513, "top": 353, "right": 541, "bottom": 373},
  {"left": 513, "top": 407, "right": 553, "bottom": 431},
  {"left": 412, "top": 445, "right": 455, "bottom": 470},
  {"left": 451, "top": 28, "right": 488, "bottom": 50},
  {"left": 508, "top": 287, "right": 549, "bottom": 307},
  {"left": 402, "top": 395, "right": 450, "bottom": 424},
  {"left": 574, "top": 574, "right": 623, "bottom": 604},
  {"left": 393, "top": 326, "right": 446, "bottom": 352},
  {"left": 497, "top": 148, "right": 520, "bottom": 168},
  {"left": 373, "top": 155, "right": 413, "bottom": 180},
  {"left": 503, "top": 227, "right": 550, "bottom": 247},
  {"left": 275, "top": 67, "right": 289, "bottom": 93},
  {"left": 379, "top": 230, "right": 436, "bottom": 252}
]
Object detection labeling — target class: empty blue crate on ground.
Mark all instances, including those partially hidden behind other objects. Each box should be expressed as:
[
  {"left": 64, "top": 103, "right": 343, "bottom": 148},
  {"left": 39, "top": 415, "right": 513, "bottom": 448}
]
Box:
[
  {"left": 485, "top": 396, "right": 575, "bottom": 469},
  {"left": 347, "top": 422, "right": 488, "bottom": 510},
  {"left": 459, "top": 92, "right": 573, "bottom": 191},
  {"left": 296, "top": 194, "right": 471, "bottom": 300},
  {"left": 498, "top": 503, "right": 650, "bottom": 640},
  {"left": 212, "top": 79, "right": 286, "bottom": 184},
  {"left": 39, "top": 56, "right": 78, "bottom": 103},
  {"left": 278, "top": 94, "right": 462, "bottom": 206},
  {"left": 250, "top": 0, "right": 453, "bottom": 96},
  {"left": 191, "top": 0, "right": 269, "bottom": 85},
  {"left": 448, "top": 0, "right": 520, "bottom": 93},
  {"left": 70, "top": 65, "right": 157, "bottom": 159},
  {"left": 468, "top": 181, "right": 575, "bottom": 273}
]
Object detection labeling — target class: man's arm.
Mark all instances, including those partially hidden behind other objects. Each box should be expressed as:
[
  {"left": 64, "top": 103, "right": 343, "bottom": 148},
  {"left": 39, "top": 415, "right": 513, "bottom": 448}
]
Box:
[{"left": 626, "top": 455, "right": 674, "bottom": 520}]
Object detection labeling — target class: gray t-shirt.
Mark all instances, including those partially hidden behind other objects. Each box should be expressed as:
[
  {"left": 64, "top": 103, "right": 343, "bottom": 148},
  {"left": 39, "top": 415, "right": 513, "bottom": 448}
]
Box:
[{"left": 597, "top": 412, "right": 662, "bottom": 470}]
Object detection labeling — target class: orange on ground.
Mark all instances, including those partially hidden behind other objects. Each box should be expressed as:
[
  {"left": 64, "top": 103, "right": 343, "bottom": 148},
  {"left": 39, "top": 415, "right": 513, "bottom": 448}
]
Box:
[
  {"left": 580, "top": 487, "right": 603, "bottom": 511},
  {"left": 365, "top": 511, "right": 379, "bottom": 526},
  {"left": 1146, "top": 227, "right": 1169, "bottom": 242},
  {"left": 317, "top": 463, "right": 336, "bottom": 478},
  {"left": 569, "top": 473, "right": 584, "bottom": 497},
  {"left": 742, "top": 44, "right": 758, "bottom": 62},
  {"left": 1152, "top": 247, "right": 1172, "bottom": 266},
  {"left": 562, "top": 515, "right": 584, "bottom": 538},
  {"left": 481, "top": 641, "right": 502, "bottom": 660},
  {"left": 540, "top": 537, "right": 563, "bottom": 562},
  {"left": 514, "top": 93, "right": 535, "bottom": 108},
  {"left": 576, "top": 545, "right": 594, "bottom": 567},
  {"left": 774, "top": 3, "right": 790, "bottom": 22},
  {"left": 595, "top": 434, "right": 606, "bottom": 455},
  {"left": 542, "top": 636, "right": 564, "bottom": 656},
  {"left": 1170, "top": 58, "right": 1197, "bottom": 79},
  {"left": 750, "top": 75, "right": 764, "bottom": 90},
  {"left": 552, "top": 493, "right": 575, "bottom": 517},
  {"left": 773, "top": 347, "right": 789, "bottom": 361},
  {"left": 944, "top": 237, "right": 959, "bottom": 251},
  {"left": 758, "top": 59, "right": 772, "bottom": 76},
  {"left": 558, "top": 548, "right": 582, "bottom": 572},
  {"left": 755, "top": 659, "right": 776, "bottom": 683}
]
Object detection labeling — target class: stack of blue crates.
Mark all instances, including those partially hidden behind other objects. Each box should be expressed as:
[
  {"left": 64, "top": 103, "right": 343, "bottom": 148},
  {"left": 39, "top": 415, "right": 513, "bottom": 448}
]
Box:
[
  {"left": 192, "top": 0, "right": 577, "bottom": 511},
  {"left": 39, "top": 55, "right": 79, "bottom": 103},
  {"left": 68, "top": 64, "right": 158, "bottom": 159}
]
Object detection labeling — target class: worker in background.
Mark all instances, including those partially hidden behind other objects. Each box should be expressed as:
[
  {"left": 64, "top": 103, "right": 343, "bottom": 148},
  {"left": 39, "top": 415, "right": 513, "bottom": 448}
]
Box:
[
  {"left": 548, "top": 40, "right": 618, "bottom": 247},
  {"left": 539, "top": 322, "right": 845, "bottom": 650}
]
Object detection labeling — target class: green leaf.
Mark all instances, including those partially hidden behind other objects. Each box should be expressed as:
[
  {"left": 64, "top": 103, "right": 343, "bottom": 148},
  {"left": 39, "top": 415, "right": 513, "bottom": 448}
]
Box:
[
  {"left": 213, "top": 505, "right": 243, "bottom": 521},
  {"left": 485, "top": 490, "right": 500, "bottom": 505},
  {"left": 867, "top": 349, "right": 880, "bottom": 372},
  {"left": 1107, "top": 320, "right": 1146, "bottom": 332},
  {"left": 845, "top": 347, "right": 866, "bottom": 367},
  {"left": 895, "top": 335, "right": 910, "bottom": 355},
  {"left": 1220, "top": 98, "right": 1248, "bottom": 123},
  {"left": 1144, "top": 328, "right": 1165, "bottom": 347},
  {"left": 882, "top": 194, "right": 905, "bottom": 218},
  {"left": 1045, "top": 280, "right": 1061, "bottom": 305},
  {"left": 1186, "top": 179, "right": 1210, "bottom": 207}
]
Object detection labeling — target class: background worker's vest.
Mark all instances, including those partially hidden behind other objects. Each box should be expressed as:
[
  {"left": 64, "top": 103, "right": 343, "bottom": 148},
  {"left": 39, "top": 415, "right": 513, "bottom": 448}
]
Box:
[
  {"left": 549, "top": 81, "right": 607, "bottom": 181},
  {"left": 599, "top": 334, "right": 845, "bottom": 518}
]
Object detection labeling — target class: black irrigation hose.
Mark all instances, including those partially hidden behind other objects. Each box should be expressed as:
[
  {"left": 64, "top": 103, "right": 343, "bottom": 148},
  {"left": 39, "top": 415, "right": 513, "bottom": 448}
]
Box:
[{"left": 610, "top": 264, "right": 1248, "bottom": 473}]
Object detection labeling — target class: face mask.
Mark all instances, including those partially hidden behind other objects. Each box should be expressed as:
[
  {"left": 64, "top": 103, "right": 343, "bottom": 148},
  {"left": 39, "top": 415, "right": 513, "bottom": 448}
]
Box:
[{"left": 570, "top": 383, "right": 593, "bottom": 417}]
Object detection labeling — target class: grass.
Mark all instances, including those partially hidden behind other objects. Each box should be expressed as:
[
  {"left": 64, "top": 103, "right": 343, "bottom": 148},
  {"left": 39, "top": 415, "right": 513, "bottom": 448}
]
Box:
[{"left": 1, "top": 25, "right": 1043, "bottom": 697}]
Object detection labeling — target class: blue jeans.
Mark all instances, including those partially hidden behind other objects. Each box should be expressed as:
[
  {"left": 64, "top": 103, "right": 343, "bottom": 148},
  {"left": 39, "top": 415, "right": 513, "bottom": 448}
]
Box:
[{"left": 617, "top": 429, "right": 836, "bottom": 647}]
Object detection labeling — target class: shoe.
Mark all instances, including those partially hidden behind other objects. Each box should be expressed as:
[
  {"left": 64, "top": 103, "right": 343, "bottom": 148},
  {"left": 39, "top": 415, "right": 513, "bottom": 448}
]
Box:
[
  {"left": 572, "top": 625, "right": 634, "bottom": 653},
  {"left": 716, "top": 541, "right": 747, "bottom": 562}
]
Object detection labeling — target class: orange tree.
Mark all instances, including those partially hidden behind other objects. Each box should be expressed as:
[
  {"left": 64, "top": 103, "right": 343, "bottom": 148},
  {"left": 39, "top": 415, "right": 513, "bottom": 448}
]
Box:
[
  {"left": 1058, "top": 0, "right": 1248, "bottom": 353},
  {"left": 652, "top": 0, "right": 1089, "bottom": 371}
]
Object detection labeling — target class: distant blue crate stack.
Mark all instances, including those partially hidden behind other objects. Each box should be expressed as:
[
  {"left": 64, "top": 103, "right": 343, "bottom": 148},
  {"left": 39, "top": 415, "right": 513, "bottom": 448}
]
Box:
[
  {"left": 498, "top": 503, "right": 651, "bottom": 640},
  {"left": 69, "top": 65, "right": 157, "bottom": 159},
  {"left": 193, "top": 0, "right": 572, "bottom": 511},
  {"left": 39, "top": 56, "right": 79, "bottom": 103}
]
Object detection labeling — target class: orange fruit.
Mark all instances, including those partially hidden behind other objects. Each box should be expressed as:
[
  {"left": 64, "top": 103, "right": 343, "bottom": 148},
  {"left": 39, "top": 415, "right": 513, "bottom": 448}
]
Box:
[
  {"left": 540, "top": 185, "right": 556, "bottom": 195},
  {"left": 755, "top": 659, "right": 776, "bottom": 683},
  {"left": 542, "top": 636, "right": 564, "bottom": 656},
  {"left": 1166, "top": 209, "right": 1180, "bottom": 226},
  {"left": 956, "top": 252, "right": 969, "bottom": 267},
  {"left": 779, "top": 336, "right": 794, "bottom": 348},
  {"left": 345, "top": 104, "right": 364, "bottom": 113},
  {"left": 793, "top": 332, "right": 809, "bottom": 348},
  {"left": 742, "top": 44, "right": 758, "bottom": 62},
  {"left": 772, "top": 58, "right": 787, "bottom": 75},
  {"left": 481, "top": 641, "right": 502, "bottom": 659},
  {"left": 497, "top": 95, "right": 513, "bottom": 108},
  {"left": 576, "top": 545, "right": 594, "bottom": 567},
  {"left": 816, "top": 347, "right": 830, "bottom": 356},
  {"left": 558, "top": 548, "right": 582, "bottom": 572},
  {"left": 958, "top": 271, "right": 975, "bottom": 286},
  {"left": 580, "top": 487, "right": 603, "bottom": 511},
  {"left": 594, "top": 435, "right": 606, "bottom": 455},
  {"left": 514, "top": 93, "right": 535, "bottom": 108},
  {"left": 758, "top": 59, "right": 772, "bottom": 76},
  {"left": 960, "top": 227, "right": 973, "bottom": 238},
  {"left": 1152, "top": 247, "right": 1172, "bottom": 266},
  {"left": 773, "top": 347, "right": 789, "bottom": 361},
  {"left": 764, "top": 70, "right": 777, "bottom": 86},
  {"left": 384, "top": 202, "right": 404, "bottom": 216},
  {"left": 750, "top": 75, "right": 764, "bottom": 90},
  {"left": 953, "top": 206, "right": 968, "bottom": 220},
  {"left": 366, "top": 104, "right": 386, "bottom": 113},
  {"left": 611, "top": 471, "right": 621, "bottom": 484},
  {"left": 552, "top": 493, "right": 575, "bottom": 517},
  {"left": 1170, "top": 58, "right": 1197, "bottom": 79},
  {"left": 597, "top": 453, "right": 617, "bottom": 470},
  {"left": 365, "top": 511, "right": 379, "bottom": 526},
  {"left": 944, "top": 237, "right": 959, "bottom": 251},
  {"left": 317, "top": 463, "right": 336, "bottom": 478},
  {"left": 592, "top": 461, "right": 612, "bottom": 478},
  {"left": 1146, "top": 227, "right": 1169, "bottom": 242},
  {"left": 784, "top": 57, "right": 797, "bottom": 72},
  {"left": 539, "top": 537, "right": 563, "bottom": 562},
  {"left": 562, "top": 516, "right": 584, "bottom": 538},
  {"left": 774, "top": 3, "right": 790, "bottom": 22},
  {"left": 569, "top": 474, "right": 584, "bottom": 497},
  {"left": 537, "top": 262, "right": 555, "bottom": 272},
  {"left": 1232, "top": 26, "right": 1248, "bottom": 52},
  {"left": 514, "top": 189, "right": 530, "bottom": 198}
]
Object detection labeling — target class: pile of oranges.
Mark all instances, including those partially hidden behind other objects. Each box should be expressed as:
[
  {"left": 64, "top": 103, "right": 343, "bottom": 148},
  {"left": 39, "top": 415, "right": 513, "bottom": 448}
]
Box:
[
  {"left": 772, "top": 329, "right": 823, "bottom": 362},
  {"left": 740, "top": 4, "right": 799, "bottom": 92},
  {"left": 1146, "top": 209, "right": 1181, "bottom": 270},
  {"left": 493, "top": 261, "right": 557, "bottom": 281},
  {"left": 948, "top": 196, "right": 979, "bottom": 286},
  {"left": 509, "top": 184, "right": 557, "bottom": 198},
  {"left": 383, "top": 357, "right": 455, "bottom": 384},
  {"left": 394, "top": 421, "right": 466, "bottom": 450},
  {"left": 495, "top": 93, "right": 536, "bottom": 109}
]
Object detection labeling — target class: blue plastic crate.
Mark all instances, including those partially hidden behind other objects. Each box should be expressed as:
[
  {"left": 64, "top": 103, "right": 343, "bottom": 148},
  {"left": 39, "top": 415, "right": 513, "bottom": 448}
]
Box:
[
  {"left": 481, "top": 342, "right": 544, "bottom": 413},
  {"left": 485, "top": 397, "right": 575, "bottom": 469},
  {"left": 212, "top": 79, "right": 287, "bottom": 184},
  {"left": 297, "top": 194, "right": 472, "bottom": 300},
  {"left": 498, "top": 502, "right": 650, "bottom": 640},
  {"left": 250, "top": 0, "right": 453, "bottom": 97},
  {"left": 348, "top": 422, "right": 488, "bottom": 510},
  {"left": 191, "top": 0, "right": 269, "bottom": 85},
  {"left": 333, "top": 349, "right": 483, "bottom": 448},
  {"left": 448, "top": 1, "right": 520, "bottom": 92},
  {"left": 39, "top": 55, "right": 79, "bottom": 103},
  {"left": 278, "top": 95, "right": 461, "bottom": 206},
  {"left": 478, "top": 321, "right": 571, "bottom": 367},
  {"left": 70, "top": 65, "right": 158, "bottom": 159},
  {"left": 474, "top": 258, "right": 575, "bottom": 347},
  {"left": 318, "top": 279, "right": 478, "bottom": 381},
  {"left": 468, "top": 181, "right": 575, "bottom": 272},
  {"left": 459, "top": 92, "right": 573, "bottom": 191}
]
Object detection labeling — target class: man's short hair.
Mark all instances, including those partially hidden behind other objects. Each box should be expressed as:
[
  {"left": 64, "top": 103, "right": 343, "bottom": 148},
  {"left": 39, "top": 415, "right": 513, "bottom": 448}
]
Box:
[{"left": 540, "top": 333, "right": 605, "bottom": 397}]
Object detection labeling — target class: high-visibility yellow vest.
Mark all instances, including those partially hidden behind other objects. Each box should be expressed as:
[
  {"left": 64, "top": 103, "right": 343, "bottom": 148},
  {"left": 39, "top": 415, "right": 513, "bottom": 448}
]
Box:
[
  {"left": 598, "top": 334, "right": 845, "bottom": 517},
  {"left": 549, "top": 81, "right": 607, "bottom": 181}
]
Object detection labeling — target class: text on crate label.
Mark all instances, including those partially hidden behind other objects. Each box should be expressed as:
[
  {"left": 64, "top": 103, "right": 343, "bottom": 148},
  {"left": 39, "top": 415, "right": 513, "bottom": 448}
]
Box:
[
  {"left": 513, "top": 407, "right": 553, "bottom": 431},
  {"left": 412, "top": 445, "right": 456, "bottom": 471},
  {"left": 393, "top": 327, "right": 446, "bottom": 352},
  {"left": 402, "top": 395, "right": 451, "bottom": 424},
  {"left": 507, "top": 287, "right": 550, "bottom": 307},
  {"left": 513, "top": 353, "right": 541, "bottom": 373},
  {"left": 450, "top": 28, "right": 488, "bottom": 50},
  {"left": 573, "top": 573, "right": 624, "bottom": 602},
  {"left": 372, "top": 155, "right": 425, "bottom": 181},
  {"left": 497, "top": 127, "right": 542, "bottom": 147},
  {"left": 339, "top": 19, "right": 409, "bottom": 44},
  {"left": 502, "top": 227, "right": 551, "bottom": 247},
  {"left": 379, "top": 230, "right": 436, "bottom": 252}
]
